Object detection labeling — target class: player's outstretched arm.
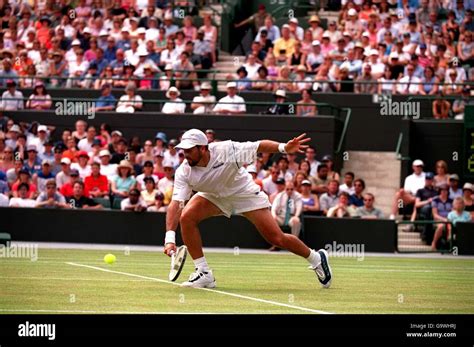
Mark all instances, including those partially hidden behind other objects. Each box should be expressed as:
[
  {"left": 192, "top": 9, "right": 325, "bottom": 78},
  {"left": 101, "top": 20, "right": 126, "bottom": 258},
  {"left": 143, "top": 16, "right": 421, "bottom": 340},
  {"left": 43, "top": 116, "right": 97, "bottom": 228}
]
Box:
[
  {"left": 164, "top": 200, "right": 184, "bottom": 257},
  {"left": 257, "top": 133, "right": 311, "bottom": 154}
]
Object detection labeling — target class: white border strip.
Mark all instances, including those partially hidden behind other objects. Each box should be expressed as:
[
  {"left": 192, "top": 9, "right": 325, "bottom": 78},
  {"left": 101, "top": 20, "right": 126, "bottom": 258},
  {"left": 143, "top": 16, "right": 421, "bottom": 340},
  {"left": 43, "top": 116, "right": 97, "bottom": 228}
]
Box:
[{"left": 66, "top": 262, "right": 332, "bottom": 315}]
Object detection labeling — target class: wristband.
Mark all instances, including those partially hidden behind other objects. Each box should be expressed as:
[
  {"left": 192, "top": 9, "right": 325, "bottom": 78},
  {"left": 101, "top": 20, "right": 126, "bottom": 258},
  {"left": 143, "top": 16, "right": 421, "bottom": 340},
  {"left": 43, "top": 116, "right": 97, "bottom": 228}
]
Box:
[
  {"left": 165, "top": 230, "right": 176, "bottom": 244},
  {"left": 278, "top": 143, "right": 287, "bottom": 154}
]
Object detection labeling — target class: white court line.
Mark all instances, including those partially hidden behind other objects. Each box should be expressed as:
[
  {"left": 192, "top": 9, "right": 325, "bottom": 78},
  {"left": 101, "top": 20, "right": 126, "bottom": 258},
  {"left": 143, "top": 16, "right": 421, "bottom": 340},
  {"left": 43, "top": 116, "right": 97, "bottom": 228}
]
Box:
[
  {"left": 66, "top": 262, "right": 332, "bottom": 315},
  {"left": 0, "top": 309, "right": 233, "bottom": 315}
]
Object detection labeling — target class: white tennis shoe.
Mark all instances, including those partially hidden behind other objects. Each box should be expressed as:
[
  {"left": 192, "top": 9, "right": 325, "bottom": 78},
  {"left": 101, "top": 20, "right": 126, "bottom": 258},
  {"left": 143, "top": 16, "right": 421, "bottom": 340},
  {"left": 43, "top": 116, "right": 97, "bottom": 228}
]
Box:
[
  {"left": 181, "top": 269, "right": 216, "bottom": 288},
  {"left": 311, "top": 249, "right": 333, "bottom": 288}
]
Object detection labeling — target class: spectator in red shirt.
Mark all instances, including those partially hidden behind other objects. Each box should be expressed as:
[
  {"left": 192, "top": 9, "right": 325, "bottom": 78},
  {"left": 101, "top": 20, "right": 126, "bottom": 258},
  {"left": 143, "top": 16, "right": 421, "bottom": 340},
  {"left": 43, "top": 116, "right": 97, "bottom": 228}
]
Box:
[
  {"left": 11, "top": 168, "right": 37, "bottom": 199},
  {"left": 60, "top": 169, "right": 89, "bottom": 197},
  {"left": 84, "top": 162, "right": 109, "bottom": 198}
]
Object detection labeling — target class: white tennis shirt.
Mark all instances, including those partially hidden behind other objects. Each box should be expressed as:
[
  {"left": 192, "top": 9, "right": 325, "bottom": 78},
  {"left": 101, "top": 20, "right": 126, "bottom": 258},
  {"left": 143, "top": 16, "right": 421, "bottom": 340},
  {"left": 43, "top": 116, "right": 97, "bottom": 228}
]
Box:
[{"left": 172, "top": 140, "right": 261, "bottom": 201}]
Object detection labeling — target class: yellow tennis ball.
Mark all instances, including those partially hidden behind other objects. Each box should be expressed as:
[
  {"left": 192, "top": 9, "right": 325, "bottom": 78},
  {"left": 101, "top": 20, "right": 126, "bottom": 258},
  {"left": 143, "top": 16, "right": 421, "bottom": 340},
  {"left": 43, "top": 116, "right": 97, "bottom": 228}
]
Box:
[{"left": 104, "top": 253, "right": 116, "bottom": 264}]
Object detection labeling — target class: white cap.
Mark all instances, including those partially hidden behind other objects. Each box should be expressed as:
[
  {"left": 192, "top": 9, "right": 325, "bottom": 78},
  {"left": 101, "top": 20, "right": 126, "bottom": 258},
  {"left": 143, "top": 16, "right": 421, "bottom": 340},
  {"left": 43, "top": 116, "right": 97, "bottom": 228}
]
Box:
[
  {"left": 389, "top": 51, "right": 399, "bottom": 59},
  {"left": 312, "top": 40, "right": 321, "bottom": 46},
  {"left": 246, "top": 164, "right": 257, "bottom": 174},
  {"left": 60, "top": 157, "right": 71, "bottom": 165},
  {"left": 166, "top": 86, "right": 181, "bottom": 98},
  {"left": 274, "top": 89, "right": 287, "bottom": 98},
  {"left": 175, "top": 129, "right": 208, "bottom": 149},
  {"left": 226, "top": 81, "right": 237, "bottom": 88},
  {"left": 83, "top": 27, "right": 92, "bottom": 34},
  {"left": 289, "top": 18, "right": 298, "bottom": 24},
  {"left": 129, "top": 17, "right": 139, "bottom": 22},
  {"left": 38, "top": 125, "right": 48, "bottom": 132},
  {"left": 282, "top": 24, "right": 290, "bottom": 30},
  {"left": 369, "top": 49, "right": 379, "bottom": 56},
  {"left": 138, "top": 47, "right": 148, "bottom": 56},
  {"left": 9, "top": 124, "right": 20, "bottom": 132},
  {"left": 137, "top": 27, "right": 146, "bottom": 34},
  {"left": 164, "top": 63, "right": 173, "bottom": 71},
  {"left": 164, "top": 13, "right": 173, "bottom": 20},
  {"left": 348, "top": 8, "right": 357, "bottom": 16},
  {"left": 463, "top": 182, "right": 474, "bottom": 191},
  {"left": 121, "top": 27, "right": 130, "bottom": 33},
  {"left": 99, "top": 149, "right": 111, "bottom": 157},
  {"left": 343, "top": 31, "right": 351, "bottom": 36},
  {"left": 111, "top": 130, "right": 123, "bottom": 136},
  {"left": 412, "top": 159, "right": 424, "bottom": 167},
  {"left": 99, "top": 29, "right": 109, "bottom": 36},
  {"left": 72, "top": 39, "right": 81, "bottom": 46},
  {"left": 200, "top": 82, "right": 212, "bottom": 90},
  {"left": 322, "top": 32, "right": 330, "bottom": 38},
  {"left": 162, "top": 159, "right": 174, "bottom": 168},
  {"left": 302, "top": 179, "right": 312, "bottom": 186},
  {"left": 362, "top": 31, "right": 370, "bottom": 37}
]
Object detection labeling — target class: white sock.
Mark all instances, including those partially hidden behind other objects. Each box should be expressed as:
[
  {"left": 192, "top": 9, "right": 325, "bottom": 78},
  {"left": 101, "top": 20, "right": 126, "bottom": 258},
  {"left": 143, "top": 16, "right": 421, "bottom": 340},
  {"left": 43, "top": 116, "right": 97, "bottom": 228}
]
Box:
[
  {"left": 306, "top": 249, "right": 321, "bottom": 268},
  {"left": 193, "top": 257, "right": 210, "bottom": 273}
]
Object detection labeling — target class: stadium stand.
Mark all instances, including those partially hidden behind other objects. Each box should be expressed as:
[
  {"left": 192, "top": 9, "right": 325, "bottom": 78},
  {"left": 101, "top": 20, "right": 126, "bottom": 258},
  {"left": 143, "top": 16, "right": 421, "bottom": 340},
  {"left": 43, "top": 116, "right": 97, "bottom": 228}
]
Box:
[{"left": 0, "top": 0, "right": 473, "bottom": 254}]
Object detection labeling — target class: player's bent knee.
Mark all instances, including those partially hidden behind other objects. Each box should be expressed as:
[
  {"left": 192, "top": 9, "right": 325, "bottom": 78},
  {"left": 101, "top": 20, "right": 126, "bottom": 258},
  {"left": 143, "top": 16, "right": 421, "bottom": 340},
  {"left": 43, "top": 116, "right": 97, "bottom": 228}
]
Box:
[{"left": 180, "top": 209, "right": 199, "bottom": 227}]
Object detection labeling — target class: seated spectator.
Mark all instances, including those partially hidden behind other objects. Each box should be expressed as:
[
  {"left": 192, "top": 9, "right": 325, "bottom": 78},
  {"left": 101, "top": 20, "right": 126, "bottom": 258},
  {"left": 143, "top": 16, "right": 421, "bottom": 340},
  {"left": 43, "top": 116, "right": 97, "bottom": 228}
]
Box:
[
  {"left": 111, "top": 160, "right": 136, "bottom": 199},
  {"left": 173, "top": 51, "right": 198, "bottom": 90},
  {"left": 339, "top": 172, "right": 355, "bottom": 194},
  {"left": 35, "top": 160, "right": 55, "bottom": 194},
  {"left": 262, "top": 168, "right": 280, "bottom": 196},
  {"left": 313, "top": 164, "right": 330, "bottom": 194},
  {"left": 448, "top": 197, "right": 472, "bottom": 230},
  {"left": 252, "top": 66, "right": 273, "bottom": 91},
  {"left": 270, "top": 181, "right": 303, "bottom": 250},
  {"left": 139, "top": 65, "right": 159, "bottom": 90},
  {"left": 60, "top": 169, "right": 87, "bottom": 197},
  {"left": 98, "top": 150, "right": 117, "bottom": 181},
  {"left": 0, "top": 146, "right": 15, "bottom": 173},
  {"left": 264, "top": 89, "right": 289, "bottom": 115},
  {"left": 84, "top": 162, "right": 109, "bottom": 198},
  {"left": 452, "top": 87, "right": 472, "bottom": 120},
  {"left": 66, "top": 181, "right": 102, "bottom": 209},
  {"left": 71, "top": 151, "right": 91, "bottom": 179},
  {"left": 91, "top": 84, "right": 116, "bottom": 112},
  {"left": 116, "top": 82, "right": 143, "bottom": 113},
  {"left": 25, "top": 82, "right": 52, "bottom": 110},
  {"left": 432, "top": 93, "right": 451, "bottom": 119},
  {"left": 462, "top": 183, "right": 474, "bottom": 218},
  {"left": 77, "top": 126, "right": 97, "bottom": 153},
  {"left": 141, "top": 177, "right": 160, "bottom": 208},
  {"left": 293, "top": 65, "right": 312, "bottom": 92},
  {"left": 319, "top": 180, "right": 340, "bottom": 215},
  {"left": 443, "top": 69, "right": 465, "bottom": 96},
  {"left": 431, "top": 184, "right": 454, "bottom": 250},
  {"left": 191, "top": 82, "right": 216, "bottom": 114},
  {"left": 296, "top": 89, "right": 317, "bottom": 117},
  {"left": 137, "top": 160, "right": 159, "bottom": 190},
  {"left": 378, "top": 66, "right": 396, "bottom": 94},
  {"left": 11, "top": 168, "right": 37, "bottom": 199},
  {"left": 1, "top": 80, "right": 24, "bottom": 111},
  {"left": 0, "top": 192, "right": 8, "bottom": 207},
  {"left": 300, "top": 179, "right": 319, "bottom": 212},
  {"left": 306, "top": 40, "right": 324, "bottom": 73},
  {"left": 273, "top": 24, "right": 297, "bottom": 64},
  {"left": 349, "top": 179, "right": 366, "bottom": 207},
  {"left": 36, "top": 180, "right": 68, "bottom": 209},
  {"left": 355, "top": 64, "right": 378, "bottom": 94},
  {"left": 458, "top": 30, "right": 473, "bottom": 65},
  {"left": 276, "top": 156, "right": 293, "bottom": 182},
  {"left": 327, "top": 191, "right": 357, "bottom": 218},
  {"left": 264, "top": 54, "right": 280, "bottom": 80},
  {"left": 121, "top": 188, "right": 147, "bottom": 211},
  {"left": 213, "top": 82, "right": 246, "bottom": 115},
  {"left": 9, "top": 182, "right": 36, "bottom": 208},
  {"left": 235, "top": 66, "right": 252, "bottom": 91},
  {"left": 161, "top": 87, "right": 186, "bottom": 114},
  {"left": 321, "top": 155, "right": 340, "bottom": 181},
  {"left": 110, "top": 138, "right": 128, "bottom": 164},
  {"left": 56, "top": 158, "right": 72, "bottom": 189},
  {"left": 158, "top": 159, "right": 174, "bottom": 196},
  {"left": 356, "top": 193, "right": 384, "bottom": 219},
  {"left": 449, "top": 174, "right": 462, "bottom": 199},
  {"left": 395, "top": 63, "right": 421, "bottom": 95},
  {"left": 274, "top": 65, "right": 296, "bottom": 92},
  {"left": 390, "top": 159, "right": 425, "bottom": 219},
  {"left": 434, "top": 160, "right": 450, "bottom": 188},
  {"left": 412, "top": 171, "right": 438, "bottom": 223},
  {"left": 147, "top": 192, "right": 167, "bottom": 212},
  {"left": 419, "top": 66, "right": 439, "bottom": 95}
]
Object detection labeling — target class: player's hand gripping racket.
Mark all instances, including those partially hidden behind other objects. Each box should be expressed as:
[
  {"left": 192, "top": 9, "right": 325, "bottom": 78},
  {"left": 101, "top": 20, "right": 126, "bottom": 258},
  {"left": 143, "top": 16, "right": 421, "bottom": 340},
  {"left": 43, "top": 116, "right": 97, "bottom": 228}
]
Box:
[{"left": 169, "top": 245, "right": 188, "bottom": 281}]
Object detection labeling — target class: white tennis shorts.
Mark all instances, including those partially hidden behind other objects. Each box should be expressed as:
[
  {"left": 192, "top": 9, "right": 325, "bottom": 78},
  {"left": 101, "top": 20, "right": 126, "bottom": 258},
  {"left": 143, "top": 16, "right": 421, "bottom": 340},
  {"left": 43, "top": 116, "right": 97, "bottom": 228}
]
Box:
[{"left": 196, "top": 191, "right": 271, "bottom": 218}]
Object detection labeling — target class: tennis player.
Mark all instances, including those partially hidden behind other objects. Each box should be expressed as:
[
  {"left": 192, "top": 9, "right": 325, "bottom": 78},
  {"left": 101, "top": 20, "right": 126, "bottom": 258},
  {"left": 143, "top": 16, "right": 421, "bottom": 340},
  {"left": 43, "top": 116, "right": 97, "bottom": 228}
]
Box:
[{"left": 164, "top": 129, "right": 332, "bottom": 289}]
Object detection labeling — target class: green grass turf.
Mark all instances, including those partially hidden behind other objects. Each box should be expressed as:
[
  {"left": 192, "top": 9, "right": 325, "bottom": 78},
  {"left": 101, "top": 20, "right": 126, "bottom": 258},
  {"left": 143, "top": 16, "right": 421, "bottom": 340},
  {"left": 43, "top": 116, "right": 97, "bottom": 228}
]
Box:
[{"left": 1, "top": 248, "right": 473, "bottom": 314}]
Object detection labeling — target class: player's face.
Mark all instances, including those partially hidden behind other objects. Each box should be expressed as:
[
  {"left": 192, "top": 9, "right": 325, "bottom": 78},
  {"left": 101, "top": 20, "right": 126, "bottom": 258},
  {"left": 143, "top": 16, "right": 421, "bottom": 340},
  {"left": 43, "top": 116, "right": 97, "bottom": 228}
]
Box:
[{"left": 184, "top": 146, "right": 202, "bottom": 167}]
